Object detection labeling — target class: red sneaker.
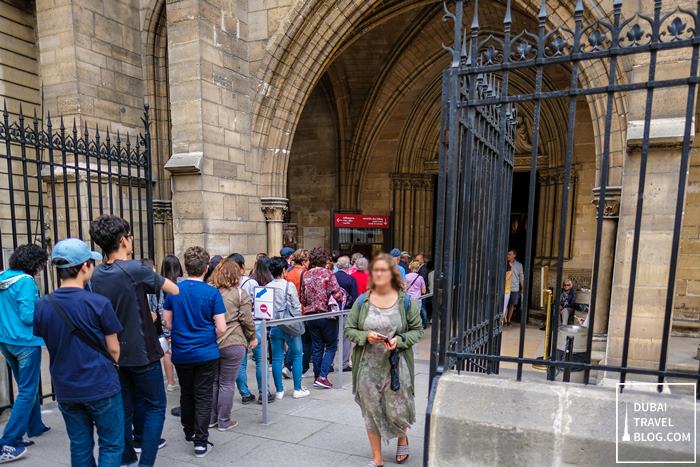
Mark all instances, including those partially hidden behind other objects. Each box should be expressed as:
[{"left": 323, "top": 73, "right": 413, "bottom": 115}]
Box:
[{"left": 314, "top": 377, "right": 333, "bottom": 389}]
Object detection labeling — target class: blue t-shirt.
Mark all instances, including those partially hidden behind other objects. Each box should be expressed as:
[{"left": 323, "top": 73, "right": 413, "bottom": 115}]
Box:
[
  {"left": 163, "top": 280, "right": 225, "bottom": 365},
  {"left": 33, "top": 287, "right": 122, "bottom": 403}
]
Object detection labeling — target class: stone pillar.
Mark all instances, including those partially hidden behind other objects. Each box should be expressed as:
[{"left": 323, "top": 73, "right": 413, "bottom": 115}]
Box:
[
  {"left": 590, "top": 186, "right": 621, "bottom": 349},
  {"left": 261, "top": 197, "right": 288, "bottom": 256},
  {"left": 164, "top": 0, "right": 265, "bottom": 258}
]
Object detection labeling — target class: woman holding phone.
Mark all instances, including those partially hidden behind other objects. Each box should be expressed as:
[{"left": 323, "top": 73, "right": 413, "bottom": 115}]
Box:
[{"left": 345, "top": 253, "right": 423, "bottom": 467}]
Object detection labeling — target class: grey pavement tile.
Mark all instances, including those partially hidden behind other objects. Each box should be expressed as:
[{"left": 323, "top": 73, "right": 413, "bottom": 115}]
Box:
[
  {"left": 286, "top": 397, "right": 366, "bottom": 428},
  {"left": 159, "top": 433, "right": 264, "bottom": 465},
  {"left": 225, "top": 407, "right": 331, "bottom": 444},
  {"left": 234, "top": 439, "right": 350, "bottom": 467}
]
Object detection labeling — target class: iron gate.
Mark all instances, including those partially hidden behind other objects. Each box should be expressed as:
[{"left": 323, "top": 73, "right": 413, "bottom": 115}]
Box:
[
  {"left": 0, "top": 101, "right": 155, "bottom": 409},
  {"left": 430, "top": 0, "right": 700, "bottom": 393}
]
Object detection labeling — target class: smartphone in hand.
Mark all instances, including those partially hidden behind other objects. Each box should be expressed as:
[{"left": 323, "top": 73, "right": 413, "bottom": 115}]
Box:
[{"left": 375, "top": 333, "right": 391, "bottom": 342}]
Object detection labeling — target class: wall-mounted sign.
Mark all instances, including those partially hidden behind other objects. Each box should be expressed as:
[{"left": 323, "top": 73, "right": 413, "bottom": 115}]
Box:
[{"left": 333, "top": 213, "right": 390, "bottom": 229}]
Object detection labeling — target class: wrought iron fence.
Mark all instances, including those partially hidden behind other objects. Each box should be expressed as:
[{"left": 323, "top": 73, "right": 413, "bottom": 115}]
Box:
[
  {"left": 430, "top": 0, "right": 700, "bottom": 397},
  {"left": 0, "top": 101, "right": 155, "bottom": 410}
]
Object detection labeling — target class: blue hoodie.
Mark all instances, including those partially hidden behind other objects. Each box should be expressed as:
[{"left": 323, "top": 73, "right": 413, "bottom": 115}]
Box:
[{"left": 0, "top": 270, "right": 44, "bottom": 346}]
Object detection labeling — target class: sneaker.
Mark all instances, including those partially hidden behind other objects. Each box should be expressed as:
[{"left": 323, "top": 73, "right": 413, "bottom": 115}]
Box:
[
  {"left": 342, "top": 366, "right": 352, "bottom": 372},
  {"left": 257, "top": 393, "right": 275, "bottom": 404},
  {"left": 313, "top": 377, "right": 333, "bottom": 389},
  {"left": 133, "top": 438, "right": 166, "bottom": 454},
  {"left": 194, "top": 444, "right": 210, "bottom": 458},
  {"left": 208, "top": 422, "right": 218, "bottom": 429},
  {"left": 166, "top": 384, "right": 178, "bottom": 392},
  {"left": 170, "top": 406, "right": 181, "bottom": 417},
  {"left": 0, "top": 446, "right": 26, "bottom": 463},
  {"left": 275, "top": 390, "right": 285, "bottom": 400},
  {"left": 293, "top": 387, "right": 311, "bottom": 399},
  {"left": 282, "top": 367, "right": 292, "bottom": 379},
  {"left": 240, "top": 394, "right": 256, "bottom": 405},
  {"left": 216, "top": 420, "right": 239, "bottom": 432}
]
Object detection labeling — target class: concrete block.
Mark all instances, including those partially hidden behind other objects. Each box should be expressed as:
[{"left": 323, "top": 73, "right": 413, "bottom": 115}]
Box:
[{"left": 164, "top": 152, "right": 204, "bottom": 174}]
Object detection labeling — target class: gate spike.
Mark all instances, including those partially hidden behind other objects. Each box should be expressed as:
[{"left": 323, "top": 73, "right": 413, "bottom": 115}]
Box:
[
  {"left": 33, "top": 108, "right": 38, "bottom": 125},
  {"left": 46, "top": 110, "right": 52, "bottom": 128},
  {"left": 471, "top": 0, "right": 479, "bottom": 30},
  {"left": 538, "top": 0, "right": 548, "bottom": 19},
  {"left": 2, "top": 99, "right": 7, "bottom": 117},
  {"left": 504, "top": 0, "right": 512, "bottom": 25},
  {"left": 59, "top": 115, "right": 65, "bottom": 132},
  {"left": 613, "top": 0, "right": 622, "bottom": 6},
  {"left": 72, "top": 117, "right": 77, "bottom": 134},
  {"left": 18, "top": 102, "right": 23, "bottom": 119}
]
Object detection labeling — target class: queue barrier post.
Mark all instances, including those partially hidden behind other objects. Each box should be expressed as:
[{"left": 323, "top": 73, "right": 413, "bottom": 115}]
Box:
[
  {"left": 261, "top": 319, "right": 269, "bottom": 424},
  {"left": 337, "top": 313, "right": 345, "bottom": 390}
]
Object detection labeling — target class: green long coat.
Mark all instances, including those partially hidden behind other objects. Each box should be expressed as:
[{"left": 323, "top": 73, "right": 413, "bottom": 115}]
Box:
[{"left": 344, "top": 290, "right": 424, "bottom": 395}]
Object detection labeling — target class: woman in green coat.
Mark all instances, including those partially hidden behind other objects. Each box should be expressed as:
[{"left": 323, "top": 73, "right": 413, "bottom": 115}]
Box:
[{"left": 345, "top": 253, "right": 424, "bottom": 467}]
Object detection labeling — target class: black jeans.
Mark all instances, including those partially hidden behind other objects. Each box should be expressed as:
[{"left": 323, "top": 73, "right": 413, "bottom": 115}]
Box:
[{"left": 175, "top": 359, "right": 217, "bottom": 446}]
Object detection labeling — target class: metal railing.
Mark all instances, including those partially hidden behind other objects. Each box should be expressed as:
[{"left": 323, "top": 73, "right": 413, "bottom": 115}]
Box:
[{"left": 257, "top": 292, "right": 432, "bottom": 424}]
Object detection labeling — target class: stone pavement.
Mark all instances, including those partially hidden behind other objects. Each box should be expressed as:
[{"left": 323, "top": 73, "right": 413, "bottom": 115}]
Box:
[{"left": 12, "top": 358, "right": 430, "bottom": 467}]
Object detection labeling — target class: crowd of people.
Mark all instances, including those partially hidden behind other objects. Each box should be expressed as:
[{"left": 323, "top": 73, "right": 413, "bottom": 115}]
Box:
[{"left": 0, "top": 214, "right": 428, "bottom": 466}]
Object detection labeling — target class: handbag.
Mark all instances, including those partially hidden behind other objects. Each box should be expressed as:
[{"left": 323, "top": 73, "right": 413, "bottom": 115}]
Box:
[
  {"left": 389, "top": 349, "right": 401, "bottom": 391},
  {"left": 278, "top": 282, "right": 305, "bottom": 336}
]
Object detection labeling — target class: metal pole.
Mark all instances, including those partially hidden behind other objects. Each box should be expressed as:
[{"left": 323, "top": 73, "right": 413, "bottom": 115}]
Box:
[
  {"left": 563, "top": 336, "right": 574, "bottom": 383},
  {"left": 261, "top": 319, "right": 269, "bottom": 424},
  {"left": 337, "top": 313, "right": 344, "bottom": 390}
]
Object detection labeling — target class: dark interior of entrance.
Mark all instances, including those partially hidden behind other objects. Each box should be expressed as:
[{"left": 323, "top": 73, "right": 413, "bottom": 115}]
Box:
[{"left": 509, "top": 171, "right": 539, "bottom": 270}]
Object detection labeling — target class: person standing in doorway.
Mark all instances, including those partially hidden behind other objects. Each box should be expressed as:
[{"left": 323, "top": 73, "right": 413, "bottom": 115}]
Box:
[
  {"left": 163, "top": 246, "right": 227, "bottom": 458},
  {"left": 300, "top": 248, "right": 345, "bottom": 389},
  {"left": 506, "top": 249, "right": 524, "bottom": 326},
  {"left": 89, "top": 215, "right": 179, "bottom": 467},
  {"left": 0, "top": 244, "right": 49, "bottom": 463},
  {"left": 34, "top": 239, "right": 123, "bottom": 467}
]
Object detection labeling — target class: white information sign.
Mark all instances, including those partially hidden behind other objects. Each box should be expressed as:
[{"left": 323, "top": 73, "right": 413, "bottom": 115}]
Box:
[{"left": 254, "top": 286, "right": 274, "bottom": 320}]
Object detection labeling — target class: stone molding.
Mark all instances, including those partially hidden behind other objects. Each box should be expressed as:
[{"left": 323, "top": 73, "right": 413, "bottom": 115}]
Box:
[
  {"left": 260, "top": 197, "right": 288, "bottom": 223},
  {"left": 153, "top": 199, "right": 172, "bottom": 224},
  {"left": 164, "top": 152, "right": 204, "bottom": 175},
  {"left": 390, "top": 173, "right": 434, "bottom": 190},
  {"left": 537, "top": 165, "right": 578, "bottom": 185},
  {"left": 592, "top": 185, "right": 622, "bottom": 219},
  {"left": 627, "top": 117, "right": 696, "bottom": 148}
]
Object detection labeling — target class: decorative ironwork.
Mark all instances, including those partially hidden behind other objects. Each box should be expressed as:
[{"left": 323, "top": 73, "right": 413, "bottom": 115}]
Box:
[
  {"left": 0, "top": 101, "right": 155, "bottom": 410},
  {"left": 429, "top": 0, "right": 700, "bottom": 418}
]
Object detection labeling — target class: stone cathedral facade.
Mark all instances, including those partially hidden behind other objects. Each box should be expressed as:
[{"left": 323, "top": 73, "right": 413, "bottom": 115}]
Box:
[{"left": 0, "top": 0, "right": 699, "bottom": 352}]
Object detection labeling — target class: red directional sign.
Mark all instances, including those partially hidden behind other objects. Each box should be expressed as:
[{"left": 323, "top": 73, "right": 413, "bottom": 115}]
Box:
[
  {"left": 334, "top": 213, "right": 390, "bottom": 229},
  {"left": 259, "top": 303, "right": 271, "bottom": 318}
]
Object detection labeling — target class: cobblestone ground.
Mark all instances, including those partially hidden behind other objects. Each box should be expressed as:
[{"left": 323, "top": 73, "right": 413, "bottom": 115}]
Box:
[{"left": 8, "top": 359, "right": 429, "bottom": 467}]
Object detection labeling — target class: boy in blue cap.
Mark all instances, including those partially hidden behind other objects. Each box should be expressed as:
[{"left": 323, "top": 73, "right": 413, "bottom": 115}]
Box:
[{"left": 33, "top": 238, "right": 124, "bottom": 467}]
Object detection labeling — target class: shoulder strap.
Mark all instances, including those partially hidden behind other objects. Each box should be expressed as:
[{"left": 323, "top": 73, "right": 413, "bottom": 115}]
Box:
[
  {"left": 357, "top": 291, "right": 369, "bottom": 307},
  {"left": 241, "top": 277, "right": 251, "bottom": 287},
  {"left": 47, "top": 295, "right": 116, "bottom": 364},
  {"left": 408, "top": 274, "right": 419, "bottom": 289}
]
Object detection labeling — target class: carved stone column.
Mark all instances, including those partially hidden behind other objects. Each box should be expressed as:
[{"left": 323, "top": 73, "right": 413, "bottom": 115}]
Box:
[
  {"left": 591, "top": 186, "right": 621, "bottom": 349},
  {"left": 261, "top": 197, "right": 288, "bottom": 256},
  {"left": 153, "top": 199, "right": 173, "bottom": 267}
]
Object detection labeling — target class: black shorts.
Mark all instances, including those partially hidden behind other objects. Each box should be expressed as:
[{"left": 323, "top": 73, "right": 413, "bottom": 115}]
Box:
[{"left": 509, "top": 291, "right": 521, "bottom": 306}]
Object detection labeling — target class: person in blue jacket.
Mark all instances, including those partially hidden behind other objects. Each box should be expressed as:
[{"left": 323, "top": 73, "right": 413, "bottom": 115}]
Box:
[{"left": 0, "top": 244, "right": 49, "bottom": 463}]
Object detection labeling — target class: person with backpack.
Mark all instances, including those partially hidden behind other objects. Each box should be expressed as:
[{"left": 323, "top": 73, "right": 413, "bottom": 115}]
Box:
[
  {"left": 162, "top": 246, "right": 226, "bottom": 458},
  {"left": 345, "top": 253, "right": 423, "bottom": 467},
  {"left": 229, "top": 253, "right": 274, "bottom": 405},
  {"left": 0, "top": 244, "right": 49, "bottom": 463},
  {"left": 266, "top": 257, "right": 310, "bottom": 400},
  {"left": 208, "top": 258, "right": 257, "bottom": 430},
  {"left": 33, "top": 238, "right": 123, "bottom": 466},
  {"left": 300, "top": 248, "right": 345, "bottom": 390},
  {"left": 89, "top": 215, "right": 179, "bottom": 467}
]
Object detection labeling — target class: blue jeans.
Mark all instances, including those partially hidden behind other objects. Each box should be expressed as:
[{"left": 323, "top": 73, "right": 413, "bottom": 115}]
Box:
[
  {"left": 270, "top": 328, "right": 303, "bottom": 391},
  {"left": 236, "top": 323, "right": 268, "bottom": 397},
  {"left": 59, "top": 393, "right": 124, "bottom": 467},
  {"left": 285, "top": 324, "right": 311, "bottom": 374},
  {"left": 0, "top": 343, "right": 47, "bottom": 447},
  {"left": 420, "top": 299, "right": 428, "bottom": 328},
  {"left": 307, "top": 317, "right": 338, "bottom": 378},
  {"left": 119, "top": 361, "right": 166, "bottom": 467}
]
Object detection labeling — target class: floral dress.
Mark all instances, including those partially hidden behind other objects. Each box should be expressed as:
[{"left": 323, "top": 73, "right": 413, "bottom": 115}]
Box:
[{"left": 355, "top": 300, "right": 416, "bottom": 440}]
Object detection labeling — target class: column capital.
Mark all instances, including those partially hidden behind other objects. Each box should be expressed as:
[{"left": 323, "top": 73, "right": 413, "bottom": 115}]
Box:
[
  {"left": 592, "top": 185, "right": 622, "bottom": 219},
  {"left": 260, "top": 197, "right": 288, "bottom": 223}
]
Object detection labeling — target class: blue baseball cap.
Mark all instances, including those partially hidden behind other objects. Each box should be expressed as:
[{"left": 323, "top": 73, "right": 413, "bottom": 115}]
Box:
[
  {"left": 280, "top": 247, "right": 295, "bottom": 257},
  {"left": 52, "top": 238, "right": 102, "bottom": 268},
  {"left": 389, "top": 248, "right": 401, "bottom": 257}
]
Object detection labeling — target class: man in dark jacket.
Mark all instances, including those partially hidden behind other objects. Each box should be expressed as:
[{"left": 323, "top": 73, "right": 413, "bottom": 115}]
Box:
[{"left": 334, "top": 256, "right": 358, "bottom": 372}]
